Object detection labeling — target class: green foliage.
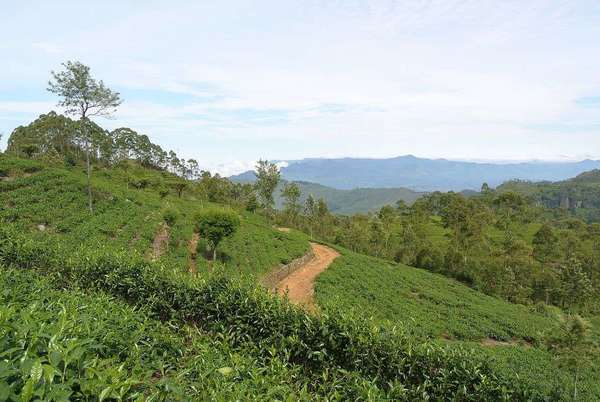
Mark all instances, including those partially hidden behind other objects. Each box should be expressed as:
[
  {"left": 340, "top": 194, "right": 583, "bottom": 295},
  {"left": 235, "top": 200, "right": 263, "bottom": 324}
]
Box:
[
  {"left": 0, "top": 269, "right": 332, "bottom": 401},
  {"left": 498, "top": 172, "right": 600, "bottom": 223},
  {"left": 195, "top": 209, "right": 241, "bottom": 260},
  {"left": 544, "top": 313, "right": 599, "bottom": 400},
  {"left": 162, "top": 207, "right": 179, "bottom": 226},
  {"left": 316, "top": 247, "right": 552, "bottom": 342},
  {"left": 254, "top": 160, "right": 280, "bottom": 211},
  {"left": 0, "top": 227, "right": 546, "bottom": 400},
  {"left": 245, "top": 192, "right": 258, "bottom": 212},
  {"left": 47, "top": 61, "right": 122, "bottom": 119},
  {"left": 315, "top": 245, "right": 600, "bottom": 400},
  {"left": 4, "top": 153, "right": 600, "bottom": 399},
  {"left": 0, "top": 156, "right": 309, "bottom": 281},
  {"left": 278, "top": 186, "right": 600, "bottom": 311}
]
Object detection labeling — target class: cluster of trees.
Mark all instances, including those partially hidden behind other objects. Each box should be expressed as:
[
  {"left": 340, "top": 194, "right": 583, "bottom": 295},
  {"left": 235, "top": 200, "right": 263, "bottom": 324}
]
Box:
[
  {"left": 6, "top": 112, "right": 199, "bottom": 178},
  {"left": 6, "top": 60, "right": 203, "bottom": 211},
  {"left": 269, "top": 176, "right": 600, "bottom": 312}
]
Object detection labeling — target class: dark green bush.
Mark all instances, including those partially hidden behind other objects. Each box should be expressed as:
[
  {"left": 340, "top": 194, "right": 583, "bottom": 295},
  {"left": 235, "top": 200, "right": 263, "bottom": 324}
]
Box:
[
  {"left": 163, "top": 208, "right": 179, "bottom": 226},
  {"left": 195, "top": 209, "right": 241, "bottom": 260}
]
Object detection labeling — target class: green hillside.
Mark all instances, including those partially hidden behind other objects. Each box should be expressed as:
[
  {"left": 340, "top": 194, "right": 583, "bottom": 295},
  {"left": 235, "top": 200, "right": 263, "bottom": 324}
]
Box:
[
  {"left": 230, "top": 176, "right": 425, "bottom": 215},
  {"left": 2, "top": 152, "right": 599, "bottom": 399},
  {"left": 315, "top": 246, "right": 600, "bottom": 399},
  {"left": 0, "top": 155, "right": 308, "bottom": 279},
  {"left": 1, "top": 154, "right": 554, "bottom": 400},
  {"left": 498, "top": 170, "right": 600, "bottom": 222},
  {"left": 275, "top": 181, "right": 423, "bottom": 214}
]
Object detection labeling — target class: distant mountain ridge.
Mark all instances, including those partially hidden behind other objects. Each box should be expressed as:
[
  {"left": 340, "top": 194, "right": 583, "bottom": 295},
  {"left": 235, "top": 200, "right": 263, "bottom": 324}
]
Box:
[{"left": 230, "top": 155, "right": 600, "bottom": 191}]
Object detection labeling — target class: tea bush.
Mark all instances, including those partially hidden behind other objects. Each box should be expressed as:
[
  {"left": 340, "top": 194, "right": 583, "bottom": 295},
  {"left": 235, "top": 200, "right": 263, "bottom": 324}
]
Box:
[{"left": 0, "top": 226, "right": 547, "bottom": 400}]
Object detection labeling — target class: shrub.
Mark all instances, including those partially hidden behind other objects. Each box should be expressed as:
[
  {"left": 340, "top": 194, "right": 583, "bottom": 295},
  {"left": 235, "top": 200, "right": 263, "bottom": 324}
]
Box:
[
  {"left": 158, "top": 186, "right": 170, "bottom": 198},
  {"left": 195, "top": 209, "right": 241, "bottom": 260},
  {"left": 163, "top": 208, "right": 179, "bottom": 226}
]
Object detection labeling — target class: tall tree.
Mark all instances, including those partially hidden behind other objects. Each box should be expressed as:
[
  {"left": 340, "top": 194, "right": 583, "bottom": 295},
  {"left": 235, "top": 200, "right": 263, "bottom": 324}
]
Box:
[
  {"left": 47, "top": 61, "right": 122, "bottom": 212},
  {"left": 304, "top": 194, "right": 317, "bottom": 239},
  {"left": 545, "top": 314, "right": 597, "bottom": 400},
  {"left": 281, "top": 182, "right": 301, "bottom": 224},
  {"left": 254, "top": 160, "right": 280, "bottom": 215},
  {"left": 533, "top": 223, "right": 560, "bottom": 264}
]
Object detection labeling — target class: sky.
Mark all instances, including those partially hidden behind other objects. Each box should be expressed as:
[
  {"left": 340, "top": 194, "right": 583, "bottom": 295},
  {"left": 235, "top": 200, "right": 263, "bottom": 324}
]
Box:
[{"left": 1, "top": 0, "right": 599, "bottom": 175}]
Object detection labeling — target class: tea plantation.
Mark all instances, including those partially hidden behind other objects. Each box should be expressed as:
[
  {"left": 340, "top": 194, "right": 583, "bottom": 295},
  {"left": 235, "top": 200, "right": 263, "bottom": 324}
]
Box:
[
  {"left": 315, "top": 246, "right": 600, "bottom": 400},
  {"left": 0, "top": 154, "right": 596, "bottom": 400}
]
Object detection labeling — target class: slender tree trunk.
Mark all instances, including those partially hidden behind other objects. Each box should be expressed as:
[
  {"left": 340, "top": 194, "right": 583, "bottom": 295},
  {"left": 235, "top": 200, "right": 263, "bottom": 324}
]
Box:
[
  {"left": 86, "top": 144, "right": 92, "bottom": 212},
  {"left": 82, "top": 118, "right": 93, "bottom": 213},
  {"left": 574, "top": 368, "right": 579, "bottom": 401},
  {"left": 213, "top": 247, "right": 217, "bottom": 262}
]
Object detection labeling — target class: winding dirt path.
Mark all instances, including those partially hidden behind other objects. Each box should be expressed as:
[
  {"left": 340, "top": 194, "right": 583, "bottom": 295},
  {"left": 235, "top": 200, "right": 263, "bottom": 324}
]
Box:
[
  {"left": 188, "top": 232, "right": 200, "bottom": 274},
  {"left": 150, "top": 223, "right": 169, "bottom": 261},
  {"left": 276, "top": 243, "right": 340, "bottom": 308}
]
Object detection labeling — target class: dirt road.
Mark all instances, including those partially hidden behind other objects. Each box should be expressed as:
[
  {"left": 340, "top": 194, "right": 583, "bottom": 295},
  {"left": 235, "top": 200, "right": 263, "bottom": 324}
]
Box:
[{"left": 276, "top": 243, "right": 339, "bottom": 307}]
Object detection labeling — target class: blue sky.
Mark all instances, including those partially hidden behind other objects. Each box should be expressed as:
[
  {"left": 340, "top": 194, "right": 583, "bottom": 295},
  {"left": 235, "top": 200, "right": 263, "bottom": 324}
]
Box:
[{"left": 1, "top": 0, "right": 599, "bottom": 174}]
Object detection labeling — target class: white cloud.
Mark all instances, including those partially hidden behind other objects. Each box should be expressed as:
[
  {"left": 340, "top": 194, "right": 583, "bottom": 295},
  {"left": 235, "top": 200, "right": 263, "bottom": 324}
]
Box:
[
  {"left": 32, "top": 42, "right": 62, "bottom": 54},
  {"left": 1, "top": 1, "right": 600, "bottom": 175}
]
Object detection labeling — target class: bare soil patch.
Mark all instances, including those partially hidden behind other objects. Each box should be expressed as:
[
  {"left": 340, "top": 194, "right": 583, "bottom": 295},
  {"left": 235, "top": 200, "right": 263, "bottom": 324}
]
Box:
[
  {"left": 276, "top": 243, "right": 339, "bottom": 308},
  {"left": 188, "top": 232, "right": 200, "bottom": 274},
  {"left": 480, "top": 337, "right": 532, "bottom": 348},
  {"left": 150, "top": 223, "right": 169, "bottom": 261}
]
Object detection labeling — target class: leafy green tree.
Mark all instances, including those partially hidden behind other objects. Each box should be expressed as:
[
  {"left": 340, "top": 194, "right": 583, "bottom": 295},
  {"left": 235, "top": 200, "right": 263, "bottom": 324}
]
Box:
[
  {"left": 304, "top": 194, "right": 316, "bottom": 239},
  {"left": 48, "top": 61, "right": 122, "bottom": 212},
  {"left": 545, "top": 313, "right": 597, "bottom": 400},
  {"left": 254, "top": 160, "right": 280, "bottom": 214},
  {"left": 6, "top": 111, "right": 78, "bottom": 159},
  {"left": 281, "top": 182, "right": 301, "bottom": 224},
  {"left": 186, "top": 159, "right": 200, "bottom": 180},
  {"left": 395, "top": 199, "right": 409, "bottom": 215},
  {"left": 557, "top": 258, "right": 593, "bottom": 309},
  {"left": 532, "top": 223, "right": 560, "bottom": 263},
  {"left": 195, "top": 209, "right": 241, "bottom": 261},
  {"left": 315, "top": 198, "right": 331, "bottom": 237},
  {"left": 245, "top": 193, "right": 259, "bottom": 213},
  {"left": 377, "top": 205, "right": 396, "bottom": 250},
  {"left": 168, "top": 178, "right": 188, "bottom": 198}
]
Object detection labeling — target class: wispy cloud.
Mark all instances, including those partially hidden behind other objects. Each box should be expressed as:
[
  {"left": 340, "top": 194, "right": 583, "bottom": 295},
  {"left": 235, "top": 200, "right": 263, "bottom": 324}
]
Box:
[{"left": 1, "top": 1, "right": 600, "bottom": 174}]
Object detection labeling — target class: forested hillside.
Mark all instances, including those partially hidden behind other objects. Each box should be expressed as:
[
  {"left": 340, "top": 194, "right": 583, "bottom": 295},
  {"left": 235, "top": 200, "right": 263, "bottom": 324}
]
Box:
[
  {"left": 2, "top": 107, "right": 600, "bottom": 399},
  {"left": 498, "top": 170, "right": 600, "bottom": 222},
  {"left": 273, "top": 181, "right": 423, "bottom": 215}
]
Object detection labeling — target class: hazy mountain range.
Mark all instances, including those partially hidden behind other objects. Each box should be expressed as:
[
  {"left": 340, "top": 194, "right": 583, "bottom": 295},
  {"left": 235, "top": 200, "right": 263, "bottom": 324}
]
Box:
[{"left": 231, "top": 155, "right": 600, "bottom": 192}]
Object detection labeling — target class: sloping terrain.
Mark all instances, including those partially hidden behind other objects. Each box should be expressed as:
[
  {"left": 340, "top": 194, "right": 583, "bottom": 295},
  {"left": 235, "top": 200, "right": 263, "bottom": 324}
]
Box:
[
  {"left": 0, "top": 156, "right": 309, "bottom": 279},
  {"left": 315, "top": 246, "right": 600, "bottom": 400},
  {"left": 0, "top": 155, "right": 594, "bottom": 400},
  {"left": 498, "top": 169, "right": 600, "bottom": 222},
  {"left": 232, "top": 177, "right": 423, "bottom": 214}
]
